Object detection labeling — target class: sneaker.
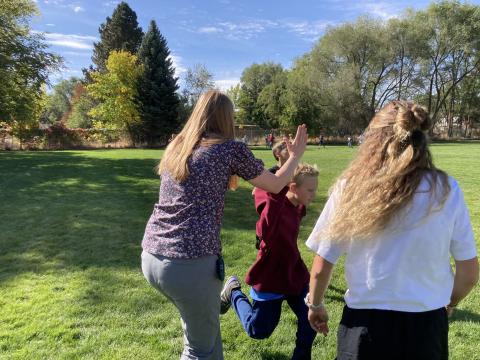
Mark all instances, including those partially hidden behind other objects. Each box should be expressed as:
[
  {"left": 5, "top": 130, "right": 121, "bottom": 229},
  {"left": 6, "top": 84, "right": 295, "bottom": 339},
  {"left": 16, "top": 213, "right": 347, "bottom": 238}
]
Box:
[{"left": 220, "top": 275, "right": 241, "bottom": 314}]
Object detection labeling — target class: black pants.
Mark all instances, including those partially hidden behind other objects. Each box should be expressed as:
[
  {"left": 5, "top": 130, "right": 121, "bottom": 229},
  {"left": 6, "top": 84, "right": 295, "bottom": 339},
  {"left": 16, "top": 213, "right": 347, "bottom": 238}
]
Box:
[{"left": 336, "top": 305, "right": 448, "bottom": 360}]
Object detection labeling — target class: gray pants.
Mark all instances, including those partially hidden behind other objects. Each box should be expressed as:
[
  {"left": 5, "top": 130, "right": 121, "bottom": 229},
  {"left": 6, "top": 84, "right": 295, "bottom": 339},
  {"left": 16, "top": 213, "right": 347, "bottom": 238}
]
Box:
[{"left": 141, "top": 251, "right": 224, "bottom": 360}]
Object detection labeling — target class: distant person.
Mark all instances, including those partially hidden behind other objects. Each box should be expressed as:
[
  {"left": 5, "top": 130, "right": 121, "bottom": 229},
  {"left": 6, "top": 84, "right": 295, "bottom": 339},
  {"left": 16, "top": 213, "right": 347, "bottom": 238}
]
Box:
[
  {"left": 141, "top": 90, "right": 308, "bottom": 359},
  {"left": 305, "top": 100, "right": 478, "bottom": 360},
  {"left": 347, "top": 136, "right": 352, "bottom": 148},
  {"left": 266, "top": 133, "right": 275, "bottom": 149},
  {"left": 242, "top": 134, "right": 248, "bottom": 144},
  {"left": 318, "top": 135, "right": 325, "bottom": 149},
  {"left": 220, "top": 163, "right": 320, "bottom": 360}
]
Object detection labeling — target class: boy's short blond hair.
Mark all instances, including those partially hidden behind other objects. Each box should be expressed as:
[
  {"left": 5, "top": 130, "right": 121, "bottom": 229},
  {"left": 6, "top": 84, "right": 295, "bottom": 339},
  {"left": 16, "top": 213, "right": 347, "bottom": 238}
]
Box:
[{"left": 292, "top": 163, "right": 319, "bottom": 186}]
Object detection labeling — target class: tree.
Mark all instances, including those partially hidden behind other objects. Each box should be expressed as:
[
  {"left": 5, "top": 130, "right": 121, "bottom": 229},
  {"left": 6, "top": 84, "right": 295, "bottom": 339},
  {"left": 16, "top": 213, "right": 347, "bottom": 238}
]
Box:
[
  {"left": 0, "top": 0, "right": 62, "bottom": 125},
  {"left": 257, "top": 71, "right": 288, "bottom": 129},
  {"left": 137, "top": 20, "right": 179, "bottom": 145},
  {"left": 87, "top": 51, "right": 142, "bottom": 142},
  {"left": 183, "top": 64, "right": 215, "bottom": 104},
  {"left": 91, "top": 1, "right": 143, "bottom": 72},
  {"left": 413, "top": 1, "right": 480, "bottom": 129},
  {"left": 41, "top": 77, "right": 81, "bottom": 125},
  {"left": 237, "top": 63, "right": 284, "bottom": 127},
  {"left": 67, "top": 83, "right": 95, "bottom": 129},
  {"left": 226, "top": 84, "right": 241, "bottom": 109}
]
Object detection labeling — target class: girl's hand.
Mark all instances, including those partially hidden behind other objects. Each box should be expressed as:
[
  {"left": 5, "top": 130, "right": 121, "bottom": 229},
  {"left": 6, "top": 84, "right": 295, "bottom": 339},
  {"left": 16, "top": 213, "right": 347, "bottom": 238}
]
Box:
[
  {"left": 285, "top": 124, "right": 307, "bottom": 159},
  {"left": 308, "top": 307, "right": 329, "bottom": 336}
]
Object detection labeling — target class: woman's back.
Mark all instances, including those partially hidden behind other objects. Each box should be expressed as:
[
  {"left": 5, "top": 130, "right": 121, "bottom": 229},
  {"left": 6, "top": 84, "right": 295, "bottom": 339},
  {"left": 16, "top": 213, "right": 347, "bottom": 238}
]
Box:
[{"left": 142, "top": 140, "right": 264, "bottom": 259}]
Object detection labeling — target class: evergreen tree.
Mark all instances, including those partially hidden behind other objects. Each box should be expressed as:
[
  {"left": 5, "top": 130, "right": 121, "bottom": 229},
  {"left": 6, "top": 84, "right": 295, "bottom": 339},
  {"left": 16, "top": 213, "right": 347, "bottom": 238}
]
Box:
[
  {"left": 137, "top": 20, "right": 180, "bottom": 145},
  {"left": 92, "top": 1, "right": 143, "bottom": 72}
]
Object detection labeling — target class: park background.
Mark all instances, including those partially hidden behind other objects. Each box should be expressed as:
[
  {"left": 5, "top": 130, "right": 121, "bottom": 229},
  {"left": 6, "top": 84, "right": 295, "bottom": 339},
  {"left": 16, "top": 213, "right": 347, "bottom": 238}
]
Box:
[{"left": 1, "top": 0, "right": 480, "bottom": 359}]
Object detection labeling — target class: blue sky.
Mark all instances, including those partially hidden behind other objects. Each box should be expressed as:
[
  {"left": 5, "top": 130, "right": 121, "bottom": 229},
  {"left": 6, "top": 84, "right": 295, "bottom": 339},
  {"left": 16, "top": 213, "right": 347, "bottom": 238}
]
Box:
[{"left": 31, "top": 0, "right": 480, "bottom": 90}]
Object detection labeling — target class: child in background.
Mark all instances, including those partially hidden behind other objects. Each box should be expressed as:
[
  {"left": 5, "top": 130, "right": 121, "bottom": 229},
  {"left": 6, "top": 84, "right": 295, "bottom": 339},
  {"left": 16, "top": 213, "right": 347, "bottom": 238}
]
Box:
[
  {"left": 220, "top": 163, "right": 319, "bottom": 360},
  {"left": 269, "top": 141, "right": 290, "bottom": 174}
]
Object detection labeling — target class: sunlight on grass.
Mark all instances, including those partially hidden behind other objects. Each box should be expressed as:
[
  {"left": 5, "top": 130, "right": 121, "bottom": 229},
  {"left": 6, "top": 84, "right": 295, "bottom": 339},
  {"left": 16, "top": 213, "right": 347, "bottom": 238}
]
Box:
[{"left": 0, "top": 144, "right": 479, "bottom": 359}]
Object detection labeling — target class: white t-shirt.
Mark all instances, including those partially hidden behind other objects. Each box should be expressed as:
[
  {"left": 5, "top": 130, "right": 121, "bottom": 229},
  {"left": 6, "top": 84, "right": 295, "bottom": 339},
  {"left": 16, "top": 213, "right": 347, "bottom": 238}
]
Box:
[{"left": 306, "top": 175, "right": 477, "bottom": 312}]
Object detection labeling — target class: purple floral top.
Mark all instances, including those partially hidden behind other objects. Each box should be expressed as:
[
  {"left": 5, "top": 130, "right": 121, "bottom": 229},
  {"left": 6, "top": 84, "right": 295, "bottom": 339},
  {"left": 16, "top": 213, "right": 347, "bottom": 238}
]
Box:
[{"left": 142, "top": 140, "right": 264, "bottom": 259}]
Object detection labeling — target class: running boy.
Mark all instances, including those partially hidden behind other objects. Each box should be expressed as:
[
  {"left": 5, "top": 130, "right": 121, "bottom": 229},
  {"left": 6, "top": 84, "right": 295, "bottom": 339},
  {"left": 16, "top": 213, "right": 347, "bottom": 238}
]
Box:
[{"left": 220, "top": 163, "right": 319, "bottom": 360}]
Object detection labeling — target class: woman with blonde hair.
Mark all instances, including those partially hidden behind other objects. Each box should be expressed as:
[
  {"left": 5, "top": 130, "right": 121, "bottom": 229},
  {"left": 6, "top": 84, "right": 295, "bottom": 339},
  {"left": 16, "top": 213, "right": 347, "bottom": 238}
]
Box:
[
  {"left": 141, "top": 90, "right": 307, "bottom": 359},
  {"left": 304, "top": 101, "right": 478, "bottom": 359}
]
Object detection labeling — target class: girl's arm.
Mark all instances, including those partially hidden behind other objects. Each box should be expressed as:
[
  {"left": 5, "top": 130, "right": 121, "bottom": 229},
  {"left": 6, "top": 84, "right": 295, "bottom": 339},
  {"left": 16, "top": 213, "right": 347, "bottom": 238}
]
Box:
[
  {"left": 307, "top": 255, "right": 334, "bottom": 335},
  {"left": 447, "top": 257, "right": 479, "bottom": 316},
  {"left": 249, "top": 125, "right": 307, "bottom": 194}
]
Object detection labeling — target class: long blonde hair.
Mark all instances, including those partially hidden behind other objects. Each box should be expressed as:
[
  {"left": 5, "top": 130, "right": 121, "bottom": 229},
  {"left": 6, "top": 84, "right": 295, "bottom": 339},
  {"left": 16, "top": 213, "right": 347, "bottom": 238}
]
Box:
[
  {"left": 325, "top": 100, "right": 450, "bottom": 241},
  {"left": 158, "top": 90, "right": 238, "bottom": 189}
]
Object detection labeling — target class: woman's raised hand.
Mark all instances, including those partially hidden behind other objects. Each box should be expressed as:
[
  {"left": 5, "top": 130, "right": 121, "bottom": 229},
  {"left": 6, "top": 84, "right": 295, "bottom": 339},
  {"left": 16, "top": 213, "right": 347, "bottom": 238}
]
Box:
[{"left": 285, "top": 124, "right": 307, "bottom": 159}]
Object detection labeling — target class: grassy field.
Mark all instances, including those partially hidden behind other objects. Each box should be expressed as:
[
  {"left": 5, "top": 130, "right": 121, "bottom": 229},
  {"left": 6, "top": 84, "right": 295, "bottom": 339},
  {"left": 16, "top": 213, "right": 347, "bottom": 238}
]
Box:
[{"left": 0, "top": 143, "right": 479, "bottom": 360}]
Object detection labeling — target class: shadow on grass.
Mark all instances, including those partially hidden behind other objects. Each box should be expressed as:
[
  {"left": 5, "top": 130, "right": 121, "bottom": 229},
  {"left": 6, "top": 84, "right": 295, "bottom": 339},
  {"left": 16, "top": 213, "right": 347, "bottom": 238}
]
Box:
[
  {"left": 0, "top": 151, "right": 267, "bottom": 284},
  {"left": 450, "top": 309, "right": 480, "bottom": 324},
  {"left": 259, "top": 350, "right": 290, "bottom": 360},
  {"left": 324, "top": 284, "right": 346, "bottom": 303},
  {"left": 223, "top": 186, "right": 259, "bottom": 232}
]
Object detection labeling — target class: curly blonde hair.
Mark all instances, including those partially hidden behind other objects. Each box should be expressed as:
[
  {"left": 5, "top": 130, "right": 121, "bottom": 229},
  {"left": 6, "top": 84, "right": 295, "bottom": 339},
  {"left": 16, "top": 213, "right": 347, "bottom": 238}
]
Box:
[{"left": 325, "top": 100, "right": 450, "bottom": 242}]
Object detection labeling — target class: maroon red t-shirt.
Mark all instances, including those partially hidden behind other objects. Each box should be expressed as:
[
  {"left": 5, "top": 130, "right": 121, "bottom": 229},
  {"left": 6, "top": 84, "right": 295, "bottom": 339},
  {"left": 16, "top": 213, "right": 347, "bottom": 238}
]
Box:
[{"left": 245, "top": 187, "right": 310, "bottom": 296}]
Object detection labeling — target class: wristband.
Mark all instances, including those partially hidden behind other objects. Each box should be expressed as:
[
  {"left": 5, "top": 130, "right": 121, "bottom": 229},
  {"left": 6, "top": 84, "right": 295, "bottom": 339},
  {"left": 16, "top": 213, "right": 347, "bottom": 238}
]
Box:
[{"left": 304, "top": 292, "right": 325, "bottom": 312}]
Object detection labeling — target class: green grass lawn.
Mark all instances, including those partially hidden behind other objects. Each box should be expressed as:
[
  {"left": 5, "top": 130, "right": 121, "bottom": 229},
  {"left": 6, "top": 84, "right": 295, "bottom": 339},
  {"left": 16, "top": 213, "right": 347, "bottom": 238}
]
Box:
[{"left": 0, "top": 144, "right": 479, "bottom": 360}]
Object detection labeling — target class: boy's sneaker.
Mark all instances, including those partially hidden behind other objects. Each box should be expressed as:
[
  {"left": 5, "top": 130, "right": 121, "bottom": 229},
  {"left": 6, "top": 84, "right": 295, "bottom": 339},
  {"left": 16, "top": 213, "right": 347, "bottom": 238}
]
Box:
[{"left": 220, "top": 275, "right": 241, "bottom": 314}]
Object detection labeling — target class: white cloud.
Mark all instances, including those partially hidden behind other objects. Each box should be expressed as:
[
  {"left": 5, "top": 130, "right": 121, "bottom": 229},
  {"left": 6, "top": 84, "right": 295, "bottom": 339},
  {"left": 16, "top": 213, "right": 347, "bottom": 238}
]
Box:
[
  {"left": 64, "top": 51, "right": 91, "bottom": 56},
  {"left": 43, "top": 0, "right": 63, "bottom": 5},
  {"left": 168, "top": 54, "right": 187, "bottom": 78},
  {"left": 197, "top": 18, "right": 334, "bottom": 42},
  {"left": 215, "top": 78, "right": 240, "bottom": 91},
  {"left": 103, "top": 0, "right": 120, "bottom": 7},
  {"left": 363, "top": 3, "right": 397, "bottom": 20},
  {"left": 40, "top": 32, "right": 98, "bottom": 50},
  {"left": 42, "top": 1, "right": 89, "bottom": 14},
  {"left": 198, "top": 26, "right": 222, "bottom": 34},
  {"left": 284, "top": 20, "right": 333, "bottom": 41},
  {"left": 197, "top": 20, "right": 278, "bottom": 40},
  {"left": 46, "top": 23, "right": 55, "bottom": 27}
]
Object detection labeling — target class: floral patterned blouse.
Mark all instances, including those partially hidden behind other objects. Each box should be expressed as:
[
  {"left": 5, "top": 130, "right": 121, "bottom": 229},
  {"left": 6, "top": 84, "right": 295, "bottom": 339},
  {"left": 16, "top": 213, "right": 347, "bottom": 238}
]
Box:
[{"left": 142, "top": 140, "right": 265, "bottom": 259}]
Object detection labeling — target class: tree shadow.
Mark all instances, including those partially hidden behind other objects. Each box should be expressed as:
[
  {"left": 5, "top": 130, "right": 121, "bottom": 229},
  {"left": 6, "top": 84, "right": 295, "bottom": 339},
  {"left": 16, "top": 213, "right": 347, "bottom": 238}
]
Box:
[
  {"left": 0, "top": 151, "right": 275, "bottom": 285},
  {"left": 0, "top": 151, "right": 160, "bottom": 284}
]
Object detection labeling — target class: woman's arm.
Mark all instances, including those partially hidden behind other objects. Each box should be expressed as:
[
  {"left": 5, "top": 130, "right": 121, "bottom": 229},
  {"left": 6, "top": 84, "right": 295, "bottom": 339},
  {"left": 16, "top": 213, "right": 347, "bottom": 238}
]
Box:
[
  {"left": 249, "top": 124, "right": 307, "bottom": 194},
  {"left": 307, "top": 255, "right": 334, "bottom": 335},
  {"left": 447, "top": 257, "right": 479, "bottom": 316}
]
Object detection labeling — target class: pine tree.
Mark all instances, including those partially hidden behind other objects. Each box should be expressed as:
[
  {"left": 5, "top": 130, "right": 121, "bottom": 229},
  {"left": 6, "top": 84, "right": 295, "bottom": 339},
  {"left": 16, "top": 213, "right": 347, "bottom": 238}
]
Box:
[
  {"left": 137, "top": 20, "right": 180, "bottom": 145},
  {"left": 92, "top": 1, "right": 143, "bottom": 72}
]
